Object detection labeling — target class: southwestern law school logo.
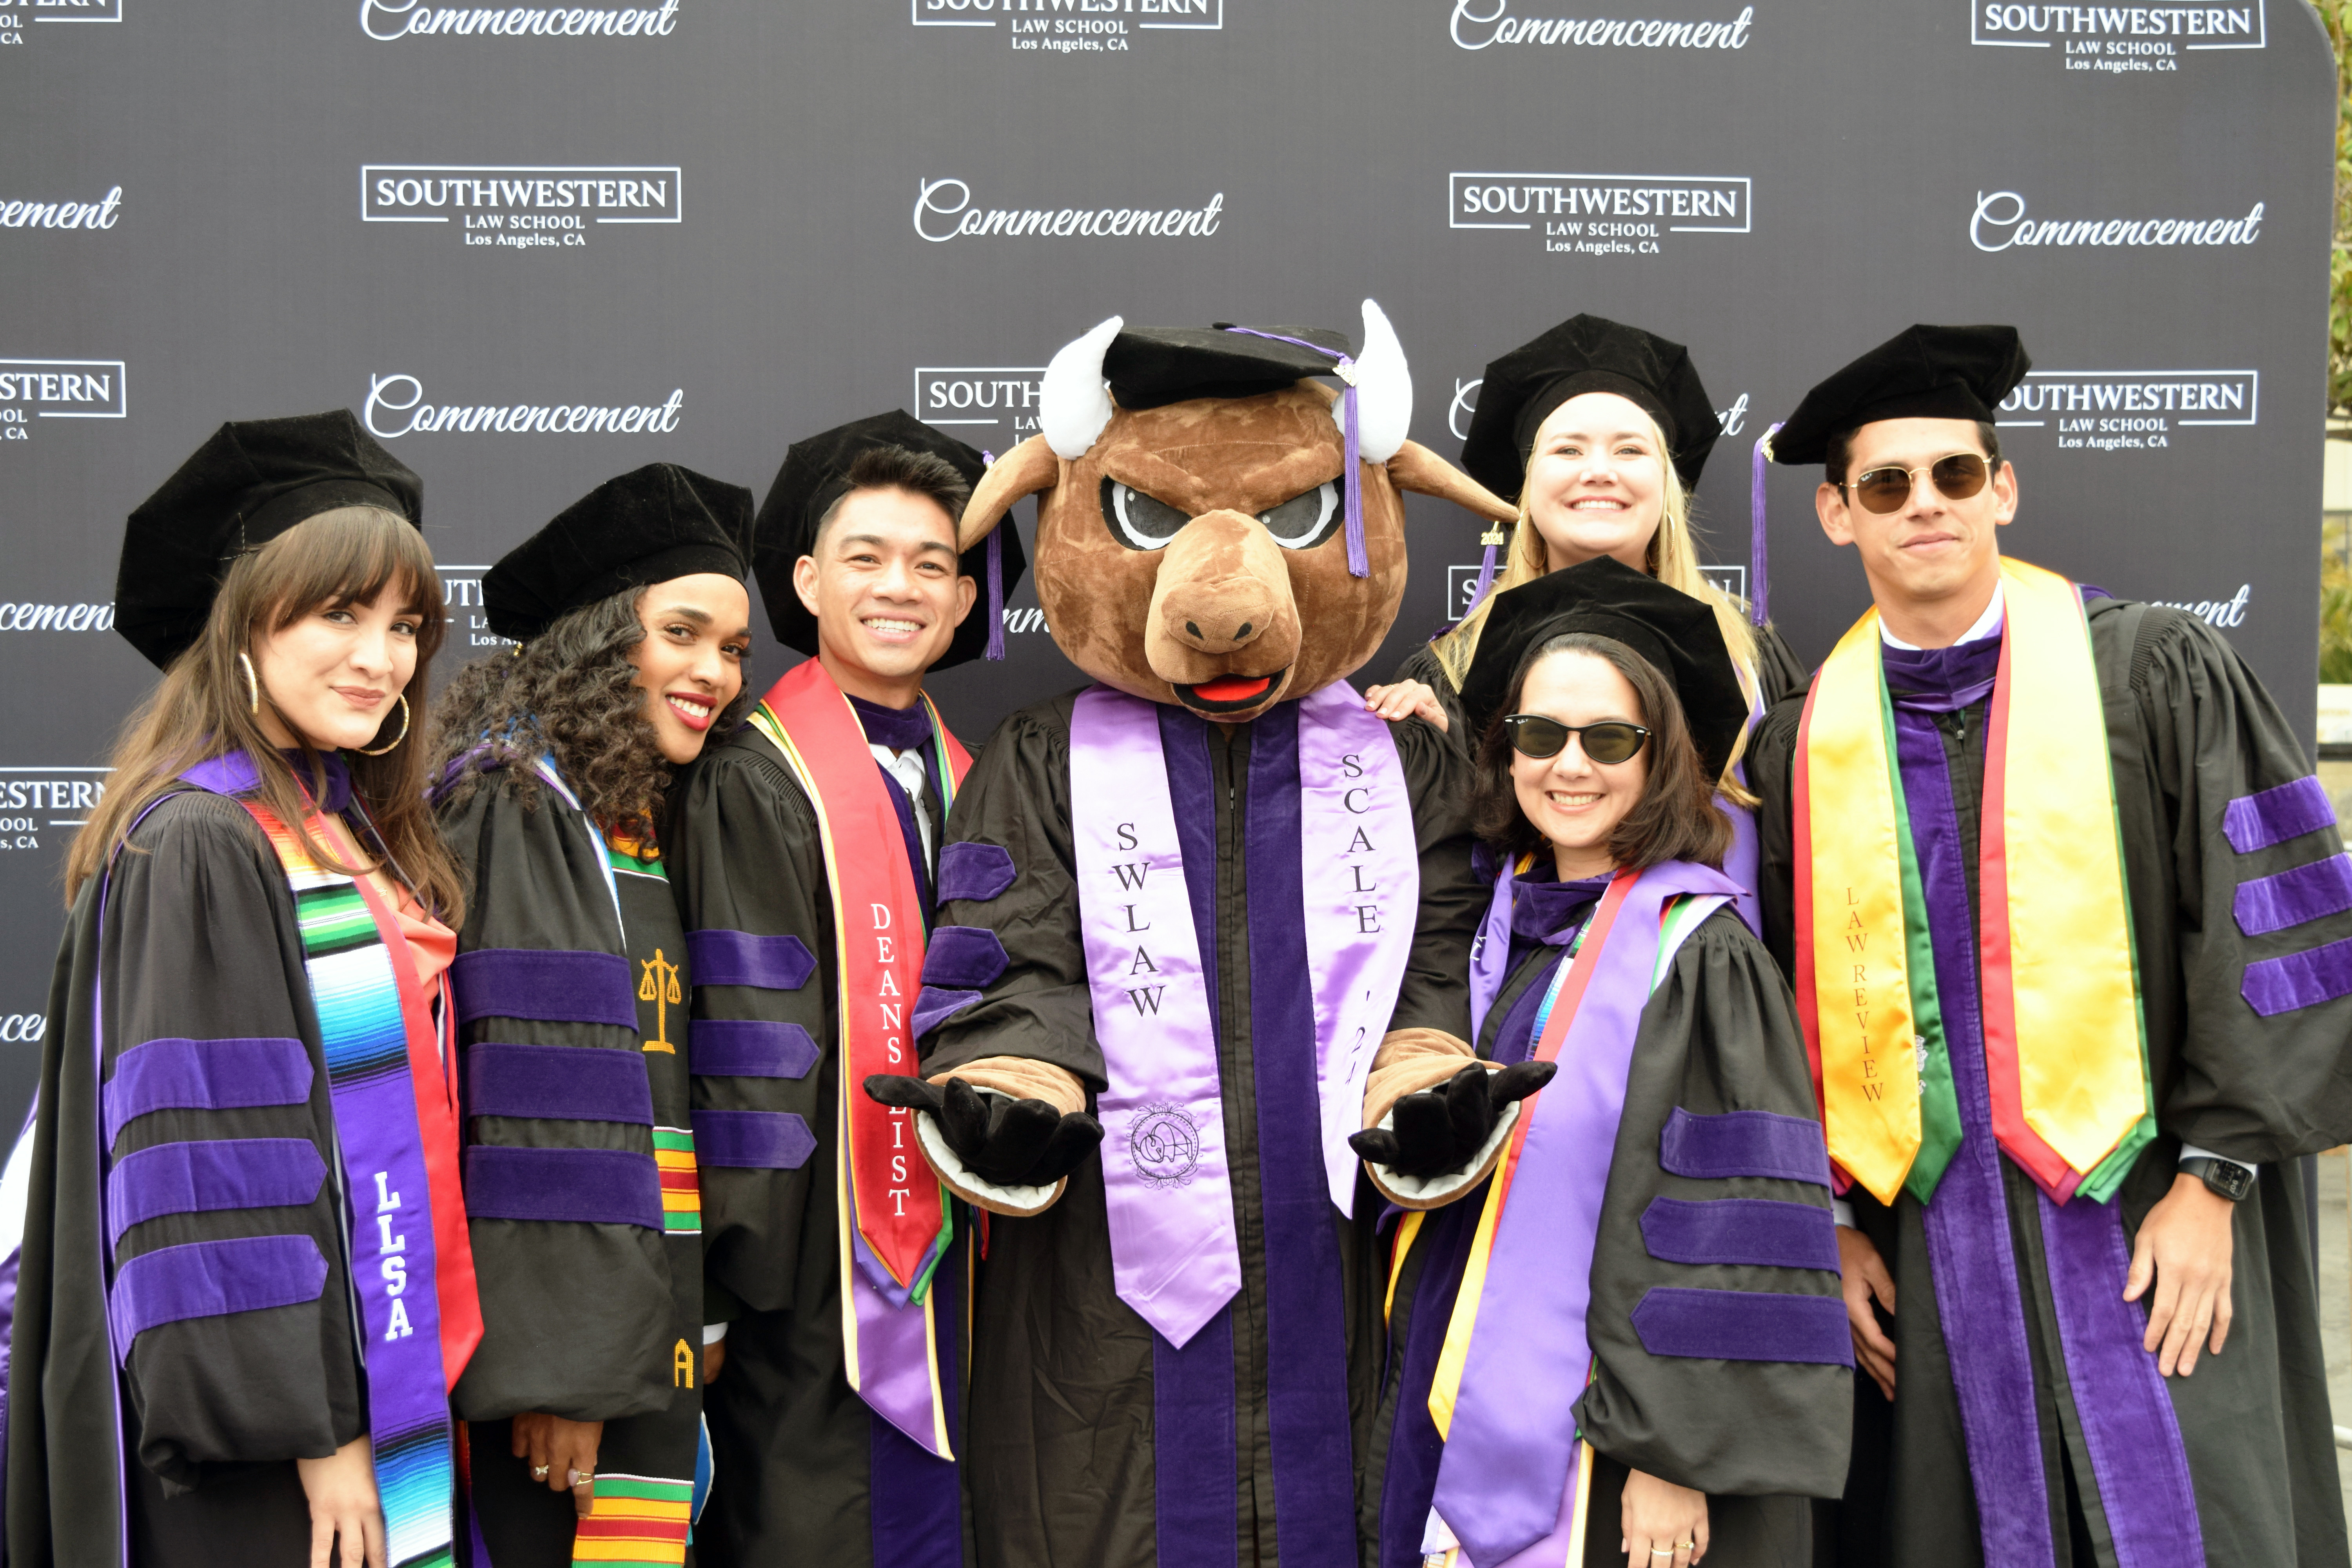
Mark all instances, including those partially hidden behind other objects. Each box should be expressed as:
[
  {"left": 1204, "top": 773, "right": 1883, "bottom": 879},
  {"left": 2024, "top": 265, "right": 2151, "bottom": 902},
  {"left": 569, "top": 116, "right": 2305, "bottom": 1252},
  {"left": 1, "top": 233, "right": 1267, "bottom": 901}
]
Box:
[
  {"left": 1126, "top": 1102, "right": 1202, "bottom": 1188},
  {"left": 916, "top": 367, "right": 1044, "bottom": 445},
  {"left": 0, "top": 0, "right": 123, "bottom": 42},
  {"left": 1971, "top": 191, "right": 2263, "bottom": 251},
  {"left": 1995, "top": 369, "right": 2255, "bottom": 453},
  {"left": 365, "top": 374, "right": 682, "bottom": 439},
  {"left": 1972, "top": 0, "right": 2261, "bottom": 70},
  {"left": 0, "top": 768, "right": 110, "bottom": 844},
  {"left": 0, "top": 361, "right": 126, "bottom": 441},
  {"left": 913, "top": 0, "right": 1220, "bottom": 55},
  {"left": 364, "top": 167, "right": 680, "bottom": 251},
  {"left": 436, "top": 564, "right": 512, "bottom": 649},
  {"left": 915, "top": 179, "right": 1224, "bottom": 241},
  {"left": 1450, "top": 172, "right": 1748, "bottom": 258},
  {"left": 1449, "top": 0, "right": 1753, "bottom": 50},
  {"left": 361, "top": 0, "right": 677, "bottom": 38}
]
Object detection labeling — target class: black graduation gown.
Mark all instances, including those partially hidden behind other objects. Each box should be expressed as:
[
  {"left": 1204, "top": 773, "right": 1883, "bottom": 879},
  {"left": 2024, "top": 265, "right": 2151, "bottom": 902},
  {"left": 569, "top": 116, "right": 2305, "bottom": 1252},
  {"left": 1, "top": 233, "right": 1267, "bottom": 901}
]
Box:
[
  {"left": 1751, "top": 599, "right": 2352, "bottom": 1568},
  {"left": 1392, "top": 619, "right": 1809, "bottom": 747},
  {"left": 1367, "top": 887, "right": 1849, "bottom": 1568},
  {"left": 435, "top": 768, "right": 705, "bottom": 1563},
  {"left": 665, "top": 708, "right": 964, "bottom": 1568},
  {"left": 917, "top": 690, "right": 1485, "bottom": 1568},
  {"left": 7, "top": 789, "right": 376, "bottom": 1568}
]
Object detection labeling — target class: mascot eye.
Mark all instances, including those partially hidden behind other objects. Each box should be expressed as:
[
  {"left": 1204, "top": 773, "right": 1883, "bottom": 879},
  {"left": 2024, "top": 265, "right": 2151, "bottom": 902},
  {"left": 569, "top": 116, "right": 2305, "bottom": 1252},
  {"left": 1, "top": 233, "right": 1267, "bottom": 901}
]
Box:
[
  {"left": 1101, "top": 479, "right": 1191, "bottom": 552},
  {"left": 1257, "top": 482, "right": 1341, "bottom": 551}
]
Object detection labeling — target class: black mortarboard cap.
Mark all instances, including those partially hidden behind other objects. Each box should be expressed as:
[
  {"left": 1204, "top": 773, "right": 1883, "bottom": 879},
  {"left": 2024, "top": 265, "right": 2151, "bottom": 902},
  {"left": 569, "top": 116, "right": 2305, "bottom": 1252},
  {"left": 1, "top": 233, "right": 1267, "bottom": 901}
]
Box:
[
  {"left": 117, "top": 410, "right": 423, "bottom": 669},
  {"left": 484, "top": 463, "right": 753, "bottom": 643},
  {"left": 752, "top": 409, "right": 1029, "bottom": 671},
  {"left": 1459, "top": 555, "right": 1748, "bottom": 783},
  {"left": 1102, "top": 324, "right": 1352, "bottom": 409},
  {"left": 1460, "top": 315, "right": 1719, "bottom": 501},
  {"left": 1770, "top": 324, "right": 2031, "bottom": 467}
]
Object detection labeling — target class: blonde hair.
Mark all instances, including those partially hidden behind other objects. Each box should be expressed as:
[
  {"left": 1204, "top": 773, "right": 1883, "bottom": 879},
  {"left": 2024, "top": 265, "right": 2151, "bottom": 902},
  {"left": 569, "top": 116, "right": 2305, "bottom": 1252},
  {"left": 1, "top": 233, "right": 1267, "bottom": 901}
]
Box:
[{"left": 1431, "top": 405, "right": 1762, "bottom": 791}]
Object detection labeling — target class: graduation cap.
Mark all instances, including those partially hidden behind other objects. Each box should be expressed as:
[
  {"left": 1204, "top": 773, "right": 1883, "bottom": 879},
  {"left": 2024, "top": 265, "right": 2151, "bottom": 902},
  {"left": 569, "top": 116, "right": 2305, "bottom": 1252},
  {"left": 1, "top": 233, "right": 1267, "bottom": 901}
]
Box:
[
  {"left": 1458, "top": 555, "right": 1748, "bottom": 784},
  {"left": 1459, "top": 314, "right": 1720, "bottom": 503},
  {"left": 752, "top": 408, "right": 1029, "bottom": 670},
  {"left": 1102, "top": 323, "right": 1356, "bottom": 409},
  {"left": 483, "top": 463, "right": 754, "bottom": 643},
  {"left": 1768, "top": 323, "right": 2031, "bottom": 468},
  {"left": 116, "top": 410, "right": 423, "bottom": 669}
]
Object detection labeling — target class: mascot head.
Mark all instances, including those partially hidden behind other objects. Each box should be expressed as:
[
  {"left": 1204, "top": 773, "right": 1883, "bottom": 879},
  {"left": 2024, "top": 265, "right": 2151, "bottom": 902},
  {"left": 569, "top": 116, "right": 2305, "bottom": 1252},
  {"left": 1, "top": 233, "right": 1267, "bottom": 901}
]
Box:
[{"left": 958, "top": 301, "right": 1514, "bottom": 724}]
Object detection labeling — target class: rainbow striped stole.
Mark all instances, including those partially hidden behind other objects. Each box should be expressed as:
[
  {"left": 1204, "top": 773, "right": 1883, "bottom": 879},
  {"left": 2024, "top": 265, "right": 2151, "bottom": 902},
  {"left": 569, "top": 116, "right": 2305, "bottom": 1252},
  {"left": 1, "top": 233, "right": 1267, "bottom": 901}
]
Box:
[
  {"left": 571, "top": 1473, "right": 694, "bottom": 1566},
  {"left": 240, "top": 799, "right": 468, "bottom": 1568},
  {"left": 1795, "top": 558, "right": 2154, "bottom": 1205}
]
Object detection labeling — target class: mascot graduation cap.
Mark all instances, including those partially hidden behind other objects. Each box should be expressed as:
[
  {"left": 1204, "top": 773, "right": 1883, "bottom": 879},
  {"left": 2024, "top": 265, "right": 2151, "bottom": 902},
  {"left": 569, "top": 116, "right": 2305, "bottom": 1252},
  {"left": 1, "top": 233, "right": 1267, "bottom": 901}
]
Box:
[{"left": 864, "top": 302, "right": 1523, "bottom": 1568}]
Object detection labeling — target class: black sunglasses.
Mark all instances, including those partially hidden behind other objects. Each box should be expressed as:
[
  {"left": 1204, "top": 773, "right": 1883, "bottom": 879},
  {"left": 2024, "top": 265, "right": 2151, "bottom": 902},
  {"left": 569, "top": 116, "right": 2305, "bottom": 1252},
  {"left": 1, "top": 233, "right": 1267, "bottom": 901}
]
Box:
[
  {"left": 1502, "top": 714, "right": 1651, "bottom": 765},
  {"left": 1843, "top": 452, "right": 1990, "bottom": 515}
]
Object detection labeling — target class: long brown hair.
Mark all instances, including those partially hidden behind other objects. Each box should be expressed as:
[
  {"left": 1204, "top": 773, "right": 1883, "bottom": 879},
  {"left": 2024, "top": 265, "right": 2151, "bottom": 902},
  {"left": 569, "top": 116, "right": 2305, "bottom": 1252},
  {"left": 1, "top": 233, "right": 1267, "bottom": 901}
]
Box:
[
  {"left": 66, "top": 506, "right": 466, "bottom": 922},
  {"left": 1470, "top": 632, "right": 1732, "bottom": 873}
]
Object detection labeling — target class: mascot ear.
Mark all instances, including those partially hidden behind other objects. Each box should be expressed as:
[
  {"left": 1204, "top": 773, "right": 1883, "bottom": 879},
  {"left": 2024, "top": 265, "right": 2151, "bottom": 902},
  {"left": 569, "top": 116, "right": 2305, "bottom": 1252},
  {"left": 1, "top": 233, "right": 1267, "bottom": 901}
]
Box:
[
  {"left": 1385, "top": 440, "right": 1517, "bottom": 523},
  {"left": 961, "top": 434, "right": 1063, "bottom": 551}
]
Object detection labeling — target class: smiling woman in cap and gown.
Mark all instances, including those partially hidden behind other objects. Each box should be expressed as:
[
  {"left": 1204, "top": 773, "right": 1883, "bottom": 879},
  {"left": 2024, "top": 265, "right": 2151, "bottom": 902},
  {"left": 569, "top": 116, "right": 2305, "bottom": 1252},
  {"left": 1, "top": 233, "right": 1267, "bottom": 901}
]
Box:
[
  {"left": 664, "top": 410, "right": 1021, "bottom": 1568},
  {"left": 5, "top": 412, "right": 479, "bottom": 1568},
  {"left": 1367, "top": 316, "right": 1806, "bottom": 928},
  {"left": 1750, "top": 323, "right": 2352, "bottom": 1567},
  {"left": 425, "top": 463, "right": 757, "bottom": 1565},
  {"left": 1362, "top": 557, "right": 1851, "bottom": 1568}
]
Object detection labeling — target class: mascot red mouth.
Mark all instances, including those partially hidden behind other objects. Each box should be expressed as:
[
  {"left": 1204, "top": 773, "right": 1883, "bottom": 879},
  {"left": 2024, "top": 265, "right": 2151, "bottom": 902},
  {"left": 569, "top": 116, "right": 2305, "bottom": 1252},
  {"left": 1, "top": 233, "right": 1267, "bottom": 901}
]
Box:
[{"left": 1176, "top": 670, "right": 1285, "bottom": 713}]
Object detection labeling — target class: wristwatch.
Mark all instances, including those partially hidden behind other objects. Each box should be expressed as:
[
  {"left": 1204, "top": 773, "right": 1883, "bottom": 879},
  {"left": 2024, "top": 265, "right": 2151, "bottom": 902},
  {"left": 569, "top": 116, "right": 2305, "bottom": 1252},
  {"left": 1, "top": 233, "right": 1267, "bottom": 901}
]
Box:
[{"left": 2180, "top": 1155, "right": 2255, "bottom": 1202}]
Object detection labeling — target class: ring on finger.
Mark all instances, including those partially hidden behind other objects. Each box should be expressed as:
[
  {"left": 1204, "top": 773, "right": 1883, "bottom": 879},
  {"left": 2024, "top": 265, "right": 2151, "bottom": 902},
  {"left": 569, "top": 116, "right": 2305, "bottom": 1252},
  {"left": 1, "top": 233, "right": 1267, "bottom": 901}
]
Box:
[
  {"left": 569, "top": 1469, "right": 595, "bottom": 1488},
  {"left": 531, "top": 1465, "right": 550, "bottom": 1480}
]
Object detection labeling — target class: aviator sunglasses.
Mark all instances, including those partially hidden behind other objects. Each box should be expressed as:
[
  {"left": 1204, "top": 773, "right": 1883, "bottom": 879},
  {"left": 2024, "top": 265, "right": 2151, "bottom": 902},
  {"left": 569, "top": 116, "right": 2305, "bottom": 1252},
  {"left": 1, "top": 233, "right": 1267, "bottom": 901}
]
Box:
[
  {"left": 1503, "top": 714, "right": 1651, "bottom": 765},
  {"left": 1842, "top": 451, "right": 1991, "bottom": 514}
]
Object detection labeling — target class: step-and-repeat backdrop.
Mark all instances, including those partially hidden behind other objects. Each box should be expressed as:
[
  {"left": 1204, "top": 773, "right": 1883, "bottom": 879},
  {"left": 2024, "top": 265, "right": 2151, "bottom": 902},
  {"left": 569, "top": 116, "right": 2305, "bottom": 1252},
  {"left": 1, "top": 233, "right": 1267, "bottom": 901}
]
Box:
[{"left": 3, "top": 0, "right": 2334, "bottom": 1119}]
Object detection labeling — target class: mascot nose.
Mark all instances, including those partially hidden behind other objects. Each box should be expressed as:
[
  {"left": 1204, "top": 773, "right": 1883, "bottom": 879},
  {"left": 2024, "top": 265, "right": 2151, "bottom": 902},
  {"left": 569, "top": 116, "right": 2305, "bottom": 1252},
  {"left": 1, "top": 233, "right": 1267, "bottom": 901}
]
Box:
[{"left": 1156, "top": 510, "right": 1285, "bottom": 655}]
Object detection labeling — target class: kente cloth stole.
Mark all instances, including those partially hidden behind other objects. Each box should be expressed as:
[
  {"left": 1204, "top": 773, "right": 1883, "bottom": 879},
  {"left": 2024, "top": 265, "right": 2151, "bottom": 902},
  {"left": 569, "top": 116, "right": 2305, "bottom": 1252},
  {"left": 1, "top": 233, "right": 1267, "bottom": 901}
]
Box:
[
  {"left": 1424, "top": 865, "right": 1733, "bottom": 1568},
  {"left": 1795, "top": 557, "right": 2153, "bottom": 1205},
  {"left": 183, "top": 759, "right": 478, "bottom": 1568},
  {"left": 1067, "top": 684, "right": 1418, "bottom": 1349},
  {"left": 746, "top": 659, "right": 969, "bottom": 1456}
]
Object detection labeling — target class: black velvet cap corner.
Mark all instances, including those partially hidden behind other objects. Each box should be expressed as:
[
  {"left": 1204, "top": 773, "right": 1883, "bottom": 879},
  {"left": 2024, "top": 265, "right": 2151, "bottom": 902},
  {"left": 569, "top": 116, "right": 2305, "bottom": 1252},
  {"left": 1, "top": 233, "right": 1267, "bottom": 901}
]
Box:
[
  {"left": 483, "top": 463, "right": 754, "bottom": 643},
  {"left": 1103, "top": 323, "right": 1351, "bottom": 410},
  {"left": 116, "top": 410, "right": 423, "bottom": 669},
  {"left": 1771, "top": 323, "right": 2031, "bottom": 468},
  {"left": 1459, "top": 555, "right": 1748, "bottom": 782},
  {"left": 1459, "top": 314, "right": 1719, "bottom": 502},
  {"left": 751, "top": 408, "right": 1027, "bottom": 670}
]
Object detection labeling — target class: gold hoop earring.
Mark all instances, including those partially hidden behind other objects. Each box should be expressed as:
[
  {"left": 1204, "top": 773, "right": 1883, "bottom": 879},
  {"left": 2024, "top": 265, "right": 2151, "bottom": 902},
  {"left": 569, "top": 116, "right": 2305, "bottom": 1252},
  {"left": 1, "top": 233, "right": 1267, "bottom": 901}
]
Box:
[
  {"left": 238, "top": 652, "right": 260, "bottom": 716},
  {"left": 357, "top": 693, "right": 410, "bottom": 756}
]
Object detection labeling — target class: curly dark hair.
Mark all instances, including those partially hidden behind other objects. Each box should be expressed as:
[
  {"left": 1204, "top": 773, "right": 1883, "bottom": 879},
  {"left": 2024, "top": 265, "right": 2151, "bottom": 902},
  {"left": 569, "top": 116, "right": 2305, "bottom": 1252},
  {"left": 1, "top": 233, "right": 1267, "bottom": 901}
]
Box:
[
  {"left": 1470, "top": 632, "right": 1731, "bottom": 873},
  {"left": 426, "top": 584, "right": 755, "bottom": 851}
]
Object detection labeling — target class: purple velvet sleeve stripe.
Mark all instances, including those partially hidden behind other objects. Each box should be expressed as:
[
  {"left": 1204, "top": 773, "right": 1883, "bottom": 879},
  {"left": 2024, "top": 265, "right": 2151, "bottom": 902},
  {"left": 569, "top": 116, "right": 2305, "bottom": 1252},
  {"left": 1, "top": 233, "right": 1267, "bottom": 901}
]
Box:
[
  {"left": 463, "top": 1146, "right": 665, "bottom": 1229},
  {"left": 450, "top": 949, "right": 638, "bottom": 1029},
  {"left": 691, "top": 1109, "right": 817, "bottom": 1170},
  {"left": 912, "top": 987, "right": 983, "bottom": 1040},
  {"left": 105, "top": 1138, "right": 328, "bottom": 1249},
  {"left": 686, "top": 930, "right": 817, "bottom": 991},
  {"left": 103, "top": 1036, "right": 314, "bottom": 1147},
  {"left": 2234, "top": 855, "right": 2352, "bottom": 936},
  {"left": 2242, "top": 935, "right": 2352, "bottom": 1017},
  {"left": 2223, "top": 776, "right": 2335, "bottom": 855},
  {"left": 465, "top": 1042, "right": 654, "bottom": 1125},
  {"left": 108, "top": 1234, "right": 328, "bottom": 1362},
  {"left": 936, "top": 842, "right": 1017, "bottom": 906},
  {"left": 1658, "top": 1107, "right": 1831, "bottom": 1185},
  {"left": 690, "top": 1020, "right": 819, "bottom": 1080},
  {"left": 922, "top": 926, "right": 1010, "bottom": 991},
  {"left": 1639, "top": 1197, "right": 1840, "bottom": 1272},
  {"left": 1630, "top": 1287, "right": 1854, "bottom": 1366}
]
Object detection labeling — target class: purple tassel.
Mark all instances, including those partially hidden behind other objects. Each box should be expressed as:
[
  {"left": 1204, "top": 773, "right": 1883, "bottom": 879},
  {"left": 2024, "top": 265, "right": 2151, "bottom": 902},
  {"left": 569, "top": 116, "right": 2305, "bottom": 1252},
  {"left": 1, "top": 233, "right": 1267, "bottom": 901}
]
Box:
[
  {"left": 985, "top": 526, "right": 1005, "bottom": 661},
  {"left": 1340, "top": 383, "right": 1367, "bottom": 578},
  {"left": 1750, "top": 423, "right": 1781, "bottom": 627},
  {"left": 1468, "top": 535, "right": 1501, "bottom": 615}
]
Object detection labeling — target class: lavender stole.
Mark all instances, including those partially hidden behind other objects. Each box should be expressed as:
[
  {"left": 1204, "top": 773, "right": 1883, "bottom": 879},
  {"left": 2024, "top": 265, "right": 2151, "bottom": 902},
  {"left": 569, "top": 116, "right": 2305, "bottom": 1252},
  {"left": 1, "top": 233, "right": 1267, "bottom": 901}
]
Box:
[
  {"left": 1430, "top": 859, "right": 1736, "bottom": 1568},
  {"left": 1071, "top": 685, "right": 1419, "bottom": 1344}
]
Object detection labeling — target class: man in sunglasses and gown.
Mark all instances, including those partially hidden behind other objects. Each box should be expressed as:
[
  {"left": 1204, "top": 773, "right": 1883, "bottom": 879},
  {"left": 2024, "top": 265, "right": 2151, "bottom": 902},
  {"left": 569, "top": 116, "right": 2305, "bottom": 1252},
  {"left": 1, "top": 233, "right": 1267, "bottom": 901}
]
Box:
[{"left": 1750, "top": 324, "right": 2352, "bottom": 1567}]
